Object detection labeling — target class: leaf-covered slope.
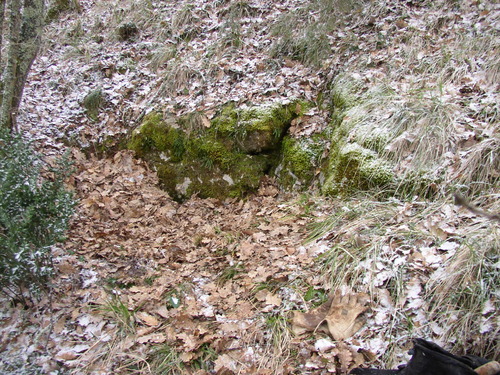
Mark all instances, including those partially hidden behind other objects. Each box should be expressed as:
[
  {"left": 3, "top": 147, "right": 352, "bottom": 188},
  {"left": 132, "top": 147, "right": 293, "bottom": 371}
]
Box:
[{"left": 1, "top": 0, "right": 498, "bottom": 374}]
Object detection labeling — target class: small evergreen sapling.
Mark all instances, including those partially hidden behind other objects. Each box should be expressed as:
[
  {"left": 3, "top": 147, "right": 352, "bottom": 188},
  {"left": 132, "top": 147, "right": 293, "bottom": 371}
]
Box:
[{"left": 0, "top": 129, "right": 75, "bottom": 303}]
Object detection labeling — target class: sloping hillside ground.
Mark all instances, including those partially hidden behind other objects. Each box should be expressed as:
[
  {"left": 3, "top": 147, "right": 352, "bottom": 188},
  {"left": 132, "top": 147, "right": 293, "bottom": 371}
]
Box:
[{"left": 1, "top": 0, "right": 498, "bottom": 374}]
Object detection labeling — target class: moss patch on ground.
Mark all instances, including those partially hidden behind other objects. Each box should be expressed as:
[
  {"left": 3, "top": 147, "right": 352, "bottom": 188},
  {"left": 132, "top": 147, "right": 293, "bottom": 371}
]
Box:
[{"left": 82, "top": 88, "right": 105, "bottom": 121}]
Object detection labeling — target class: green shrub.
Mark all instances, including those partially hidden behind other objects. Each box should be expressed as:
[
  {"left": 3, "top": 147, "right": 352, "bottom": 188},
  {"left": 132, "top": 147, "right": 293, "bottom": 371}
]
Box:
[{"left": 0, "top": 129, "right": 75, "bottom": 302}]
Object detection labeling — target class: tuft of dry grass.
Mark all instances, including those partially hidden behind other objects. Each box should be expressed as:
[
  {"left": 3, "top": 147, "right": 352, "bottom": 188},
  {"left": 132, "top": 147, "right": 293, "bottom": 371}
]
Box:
[
  {"left": 171, "top": 4, "right": 197, "bottom": 32},
  {"left": 309, "top": 197, "right": 403, "bottom": 291},
  {"left": 146, "top": 344, "right": 184, "bottom": 375},
  {"left": 258, "top": 312, "right": 296, "bottom": 372},
  {"left": 159, "top": 62, "right": 202, "bottom": 97},
  {"left": 426, "top": 223, "right": 499, "bottom": 358},
  {"left": 98, "top": 293, "right": 137, "bottom": 335},
  {"left": 381, "top": 96, "right": 458, "bottom": 171},
  {"left": 149, "top": 45, "right": 177, "bottom": 71},
  {"left": 269, "top": 0, "right": 362, "bottom": 67},
  {"left": 453, "top": 136, "right": 500, "bottom": 196}
]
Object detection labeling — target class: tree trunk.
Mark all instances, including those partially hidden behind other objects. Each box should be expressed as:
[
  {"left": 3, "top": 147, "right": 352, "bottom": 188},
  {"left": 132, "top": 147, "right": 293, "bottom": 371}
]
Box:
[
  {"left": 0, "top": 0, "right": 22, "bottom": 131},
  {"left": 0, "top": 0, "right": 45, "bottom": 131},
  {"left": 11, "top": 0, "right": 45, "bottom": 128},
  {"left": 0, "top": 1, "right": 6, "bottom": 66},
  {"left": 0, "top": 1, "right": 6, "bottom": 101}
]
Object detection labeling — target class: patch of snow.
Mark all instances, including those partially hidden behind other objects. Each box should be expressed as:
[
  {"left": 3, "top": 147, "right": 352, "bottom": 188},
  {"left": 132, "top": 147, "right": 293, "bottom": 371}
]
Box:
[
  {"left": 222, "top": 174, "right": 234, "bottom": 185},
  {"left": 315, "top": 338, "right": 335, "bottom": 352},
  {"left": 176, "top": 177, "right": 192, "bottom": 195},
  {"left": 80, "top": 269, "right": 98, "bottom": 288}
]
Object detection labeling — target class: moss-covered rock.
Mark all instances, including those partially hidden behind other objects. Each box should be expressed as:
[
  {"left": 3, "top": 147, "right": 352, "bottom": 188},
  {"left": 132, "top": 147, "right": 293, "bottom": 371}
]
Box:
[
  {"left": 320, "top": 75, "right": 444, "bottom": 197},
  {"left": 128, "top": 112, "right": 185, "bottom": 161},
  {"left": 274, "top": 135, "right": 327, "bottom": 190},
  {"left": 210, "top": 101, "right": 306, "bottom": 153},
  {"left": 322, "top": 133, "right": 395, "bottom": 196},
  {"left": 154, "top": 153, "right": 269, "bottom": 201},
  {"left": 128, "top": 101, "right": 305, "bottom": 200}
]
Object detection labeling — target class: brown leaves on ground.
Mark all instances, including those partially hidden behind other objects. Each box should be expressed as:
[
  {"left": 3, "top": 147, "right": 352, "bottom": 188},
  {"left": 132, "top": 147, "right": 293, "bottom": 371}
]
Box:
[
  {"left": 0, "top": 150, "right": 345, "bottom": 374},
  {"left": 289, "top": 292, "right": 371, "bottom": 373}
]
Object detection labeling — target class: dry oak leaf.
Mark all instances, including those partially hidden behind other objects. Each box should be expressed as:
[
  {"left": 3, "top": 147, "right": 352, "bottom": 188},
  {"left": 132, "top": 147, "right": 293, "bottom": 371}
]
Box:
[
  {"left": 136, "top": 333, "right": 166, "bottom": 344},
  {"left": 325, "top": 292, "right": 369, "bottom": 341},
  {"left": 136, "top": 311, "right": 160, "bottom": 327}
]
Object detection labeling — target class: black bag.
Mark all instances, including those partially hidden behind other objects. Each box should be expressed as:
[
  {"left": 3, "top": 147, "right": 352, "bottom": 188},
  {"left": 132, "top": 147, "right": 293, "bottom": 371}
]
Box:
[{"left": 350, "top": 339, "right": 497, "bottom": 375}]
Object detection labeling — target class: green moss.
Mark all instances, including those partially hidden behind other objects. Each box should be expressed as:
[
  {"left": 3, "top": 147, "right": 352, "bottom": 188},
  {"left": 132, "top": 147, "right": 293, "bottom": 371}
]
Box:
[
  {"left": 321, "top": 77, "right": 398, "bottom": 196},
  {"left": 156, "top": 164, "right": 179, "bottom": 196},
  {"left": 338, "top": 142, "right": 374, "bottom": 167},
  {"left": 187, "top": 137, "right": 236, "bottom": 170},
  {"left": 171, "top": 134, "right": 186, "bottom": 161},
  {"left": 155, "top": 154, "right": 268, "bottom": 201},
  {"left": 210, "top": 101, "right": 308, "bottom": 153},
  {"left": 128, "top": 112, "right": 160, "bottom": 155},
  {"left": 364, "top": 132, "right": 390, "bottom": 154},
  {"left": 127, "top": 101, "right": 317, "bottom": 200},
  {"left": 323, "top": 142, "right": 395, "bottom": 196},
  {"left": 128, "top": 112, "right": 186, "bottom": 162},
  {"left": 323, "top": 75, "right": 457, "bottom": 198},
  {"left": 275, "top": 135, "right": 326, "bottom": 189},
  {"left": 128, "top": 109, "right": 274, "bottom": 200},
  {"left": 358, "top": 158, "right": 394, "bottom": 187},
  {"left": 231, "top": 154, "right": 270, "bottom": 194},
  {"left": 210, "top": 102, "right": 243, "bottom": 136},
  {"left": 282, "top": 137, "right": 312, "bottom": 176},
  {"left": 182, "top": 153, "right": 268, "bottom": 200}
]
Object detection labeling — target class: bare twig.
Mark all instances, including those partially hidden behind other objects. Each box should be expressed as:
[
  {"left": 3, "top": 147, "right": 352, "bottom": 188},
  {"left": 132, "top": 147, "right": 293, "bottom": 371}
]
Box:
[{"left": 454, "top": 194, "right": 500, "bottom": 222}]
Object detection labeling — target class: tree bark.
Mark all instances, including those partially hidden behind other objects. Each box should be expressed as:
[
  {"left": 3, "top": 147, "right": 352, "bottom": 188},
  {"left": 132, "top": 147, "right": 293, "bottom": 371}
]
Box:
[
  {"left": 0, "top": 1, "right": 6, "bottom": 66},
  {"left": 11, "top": 0, "right": 45, "bottom": 128},
  {"left": 0, "top": 0, "right": 22, "bottom": 131},
  {"left": 0, "top": 1, "right": 5, "bottom": 104},
  {"left": 0, "top": 0, "right": 45, "bottom": 131}
]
